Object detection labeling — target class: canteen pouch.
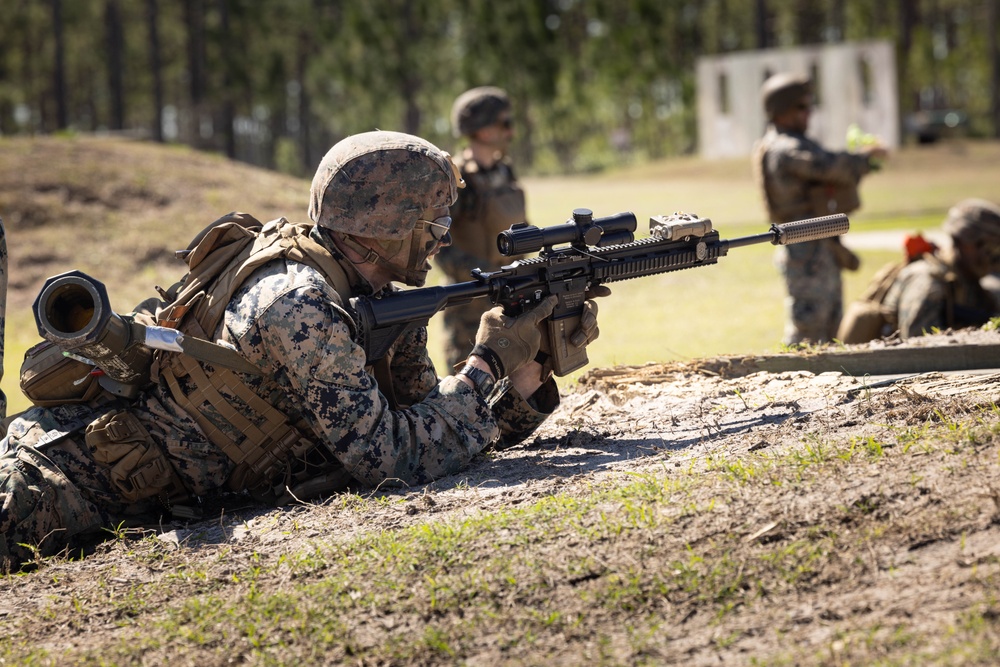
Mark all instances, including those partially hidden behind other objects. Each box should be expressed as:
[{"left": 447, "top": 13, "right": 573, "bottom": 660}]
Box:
[
  {"left": 85, "top": 410, "right": 185, "bottom": 504},
  {"left": 837, "top": 300, "right": 891, "bottom": 344}
]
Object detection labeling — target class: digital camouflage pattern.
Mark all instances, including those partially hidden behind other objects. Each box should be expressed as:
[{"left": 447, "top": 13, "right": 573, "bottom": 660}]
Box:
[
  {"left": 882, "top": 252, "right": 1000, "bottom": 339},
  {"left": 754, "top": 125, "right": 874, "bottom": 345},
  {"left": 451, "top": 86, "right": 511, "bottom": 138},
  {"left": 942, "top": 198, "right": 1000, "bottom": 245},
  {"left": 309, "top": 131, "right": 461, "bottom": 240},
  {"left": 0, "top": 227, "right": 558, "bottom": 567},
  {"left": 436, "top": 148, "right": 527, "bottom": 368},
  {"left": 882, "top": 200, "right": 1000, "bottom": 339}
]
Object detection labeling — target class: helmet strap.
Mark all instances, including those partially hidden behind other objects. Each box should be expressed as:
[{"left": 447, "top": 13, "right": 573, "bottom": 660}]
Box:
[{"left": 339, "top": 233, "right": 430, "bottom": 286}]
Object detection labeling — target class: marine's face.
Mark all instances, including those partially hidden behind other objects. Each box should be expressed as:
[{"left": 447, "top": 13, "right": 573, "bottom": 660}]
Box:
[
  {"left": 955, "top": 237, "right": 999, "bottom": 279},
  {"left": 775, "top": 94, "right": 813, "bottom": 133},
  {"left": 373, "top": 205, "right": 452, "bottom": 287},
  {"left": 475, "top": 112, "right": 514, "bottom": 152}
]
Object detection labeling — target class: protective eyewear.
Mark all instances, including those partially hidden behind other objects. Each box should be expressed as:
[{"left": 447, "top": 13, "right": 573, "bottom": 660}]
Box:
[{"left": 417, "top": 215, "right": 452, "bottom": 242}]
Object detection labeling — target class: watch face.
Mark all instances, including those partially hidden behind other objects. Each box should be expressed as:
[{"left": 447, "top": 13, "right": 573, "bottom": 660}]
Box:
[{"left": 461, "top": 366, "right": 495, "bottom": 396}]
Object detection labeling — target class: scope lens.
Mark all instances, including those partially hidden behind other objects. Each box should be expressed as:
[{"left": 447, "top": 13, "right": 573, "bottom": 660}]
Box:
[{"left": 497, "top": 234, "right": 512, "bottom": 256}]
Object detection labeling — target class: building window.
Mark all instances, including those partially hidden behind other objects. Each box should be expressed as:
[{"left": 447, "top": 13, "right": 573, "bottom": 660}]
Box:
[
  {"left": 718, "top": 72, "right": 730, "bottom": 115},
  {"left": 859, "top": 56, "right": 874, "bottom": 107}
]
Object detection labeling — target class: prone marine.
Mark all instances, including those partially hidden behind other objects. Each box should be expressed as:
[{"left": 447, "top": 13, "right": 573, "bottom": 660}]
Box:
[{"left": 0, "top": 130, "right": 602, "bottom": 569}]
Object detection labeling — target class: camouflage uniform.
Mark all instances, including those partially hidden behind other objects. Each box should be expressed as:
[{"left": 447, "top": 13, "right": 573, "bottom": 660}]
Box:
[
  {"left": 0, "top": 133, "right": 559, "bottom": 568},
  {"left": 881, "top": 255, "right": 998, "bottom": 338},
  {"left": 754, "top": 74, "right": 876, "bottom": 345},
  {"left": 437, "top": 87, "right": 527, "bottom": 369},
  {"left": 882, "top": 199, "right": 1000, "bottom": 339}
]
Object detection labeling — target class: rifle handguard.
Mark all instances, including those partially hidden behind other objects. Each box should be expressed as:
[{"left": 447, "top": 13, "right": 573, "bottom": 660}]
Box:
[{"left": 771, "top": 214, "right": 849, "bottom": 245}]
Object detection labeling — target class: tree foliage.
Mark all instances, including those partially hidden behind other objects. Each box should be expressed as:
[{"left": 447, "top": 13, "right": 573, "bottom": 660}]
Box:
[{"left": 0, "top": 0, "right": 996, "bottom": 174}]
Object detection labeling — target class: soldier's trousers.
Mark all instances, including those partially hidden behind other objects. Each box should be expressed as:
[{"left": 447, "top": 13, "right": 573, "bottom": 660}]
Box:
[
  {"left": 0, "top": 404, "right": 180, "bottom": 568},
  {"left": 776, "top": 240, "right": 843, "bottom": 345}
]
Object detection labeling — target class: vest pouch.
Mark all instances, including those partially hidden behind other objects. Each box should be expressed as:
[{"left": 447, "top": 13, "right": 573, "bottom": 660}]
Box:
[
  {"left": 85, "top": 410, "right": 184, "bottom": 504},
  {"left": 837, "top": 300, "right": 892, "bottom": 344},
  {"left": 808, "top": 182, "right": 860, "bottom": 216},
  {"left": 19, "top": 341, "right": 104, "bottom": 407}
]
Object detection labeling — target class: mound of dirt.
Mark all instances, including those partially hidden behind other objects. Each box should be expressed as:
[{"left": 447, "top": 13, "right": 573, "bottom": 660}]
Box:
[
  {"left": 3, "top": 137, "right": 999, "bottom": 663},
  {"left": 0, "top": 136, "right": 309, "bottom": 311}
]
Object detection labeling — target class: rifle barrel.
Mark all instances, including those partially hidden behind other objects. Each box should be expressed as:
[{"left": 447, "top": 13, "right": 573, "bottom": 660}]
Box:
[{"left": 728, "top": 213, "right": 849, "bottom": 249}]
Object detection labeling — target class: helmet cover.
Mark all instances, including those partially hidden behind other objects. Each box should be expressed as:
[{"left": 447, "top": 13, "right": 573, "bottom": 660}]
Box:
[
  {"left": 761, "top": 73, "right": 812, "bottom": 120},
  {"left": 451, "top": 86, "right": 511, "bottom": 137},
  {"left": 309, "top": 130, "right": 460, "bottom": 240}
]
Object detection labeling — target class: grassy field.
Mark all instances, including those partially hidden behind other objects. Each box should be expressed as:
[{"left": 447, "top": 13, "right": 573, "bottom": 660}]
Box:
[
  {"left": 429, "top": 139, "right": 997, "bottom": 387},
  {"left": 2, "top": 138, "right": 998, "bottom": 413},
  {"left": 1, "top": 136, "right": 1000, "bottom": 665}
]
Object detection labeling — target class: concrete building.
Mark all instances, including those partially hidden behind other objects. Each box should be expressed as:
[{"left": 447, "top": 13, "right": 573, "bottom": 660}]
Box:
[{"left": 696, "top": 40, "right": 899, "bottom": 159}]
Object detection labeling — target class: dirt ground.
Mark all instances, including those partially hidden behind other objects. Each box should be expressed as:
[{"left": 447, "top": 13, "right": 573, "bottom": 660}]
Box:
[
  {"left": 2, "top": 137, "right": 999, "bottom": 663},
  {"left": 3, "top": 328, "right": 997, "bottom": 665}
]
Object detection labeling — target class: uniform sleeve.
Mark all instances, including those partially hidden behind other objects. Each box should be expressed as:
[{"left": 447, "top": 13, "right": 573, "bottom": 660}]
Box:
[
  {"left": 489, "top": 376, "right": 560, "bottom": 450},
  {"left": 778, "top": 144, "right": 872, "bottom": 187},
  {"left": 251, "top": 283, "right": 501, "bottom": 487},
  {"left": 386, "top": 325, "right": 439, "bottom": 407}
]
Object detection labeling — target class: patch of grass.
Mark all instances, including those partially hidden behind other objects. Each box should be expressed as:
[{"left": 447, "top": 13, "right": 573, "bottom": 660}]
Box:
[
  {"left": 4, "top": 139, "right": 1000, "bottom": 413},
  {"left": 3, "top": 139, "right": 1000, "bottom": 665},
  {"left": 3, "top": 408, "right": 997, "bottom": 664}
]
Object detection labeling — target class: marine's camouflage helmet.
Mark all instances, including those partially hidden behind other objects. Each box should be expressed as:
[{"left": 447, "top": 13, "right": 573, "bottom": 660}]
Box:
[
  {"left": 309, "top": 131, "right": 461, "bottom": 240},
  {"left": 761, "top": 73, "right": 813, "bottom": 120},
  {"left": 942, "top": 198, "right": 1000, "bottom": 245},
  {"left": 451, "top": 86, "right": 511, "bottom": 137}
]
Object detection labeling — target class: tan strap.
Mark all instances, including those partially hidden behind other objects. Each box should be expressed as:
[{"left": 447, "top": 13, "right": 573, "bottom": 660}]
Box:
[
  {"left": 166, "top": 354, "right": 311, "bottom": 491},
  {"left": 155, "top": 218, "right": 379, "bottom": 495}
]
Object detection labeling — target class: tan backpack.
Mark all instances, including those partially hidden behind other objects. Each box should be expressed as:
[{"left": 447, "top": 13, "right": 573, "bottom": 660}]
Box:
[
  {"left": 836, "top": 260, "right": 906, "bottom": 344},
  {"left": 147, "top": 212, "right": 357, "bottom": 500}
]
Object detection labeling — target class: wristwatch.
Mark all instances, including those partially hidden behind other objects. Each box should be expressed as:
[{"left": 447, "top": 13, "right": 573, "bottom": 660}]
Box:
[{"left": 458, "top": 365, "right": 496, "bottom": 398}]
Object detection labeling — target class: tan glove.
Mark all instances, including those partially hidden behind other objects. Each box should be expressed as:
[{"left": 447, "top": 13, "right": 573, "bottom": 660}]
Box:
[
  {"left": 569, "top": 285, "right": 611, "bottom": 347},
  {"left": 531, "top": 285, "right": 611, "bottom": 378},
  {"left": 473, "top": 295, "right": 558, "bottom": 377}
]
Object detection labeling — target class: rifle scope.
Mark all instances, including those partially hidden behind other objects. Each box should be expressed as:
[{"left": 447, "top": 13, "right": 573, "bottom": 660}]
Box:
[
  {"left": 33, "top": 270, "right": 153, "bottom": 396},
  {"left": 497, "top": 208, "right": 637, "bottom": 257}
]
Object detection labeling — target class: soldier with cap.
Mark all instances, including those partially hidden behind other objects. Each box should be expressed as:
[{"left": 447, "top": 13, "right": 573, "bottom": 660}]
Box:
[
  {"left": 753, "top": 72, "right": 888, "bottom": 345},
  {"left": 0, "top": 130, "right": 602, "bottom": 568},
  {"left": 881, "top": 199, "right": 1000, "bottom": 339},
  {"left": 436, "top": 86, "right": 527, "bottom": 369}
]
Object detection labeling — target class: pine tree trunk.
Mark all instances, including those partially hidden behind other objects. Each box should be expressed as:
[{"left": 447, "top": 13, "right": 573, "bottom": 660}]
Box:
[{"left": 147, "top": 0, "right": 164, "bottom": 142}]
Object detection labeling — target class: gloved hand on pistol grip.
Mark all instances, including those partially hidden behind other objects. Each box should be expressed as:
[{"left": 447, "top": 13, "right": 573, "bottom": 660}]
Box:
[
  {"left": 474, "top": 295, "right": 559, "bottom": 377},
  {"left": 571, "top": 285, "right": 611, "bottom": 347}
]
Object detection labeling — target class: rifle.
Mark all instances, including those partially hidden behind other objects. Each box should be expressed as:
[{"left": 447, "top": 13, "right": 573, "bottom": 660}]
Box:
[{"left": 352, "top": 209, "right": 849, "bottom": 376}]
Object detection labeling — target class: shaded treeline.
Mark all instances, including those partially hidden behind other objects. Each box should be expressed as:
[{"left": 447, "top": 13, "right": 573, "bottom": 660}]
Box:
[{"left": 1, "top": 0, "right": 998, "bottom": 174}]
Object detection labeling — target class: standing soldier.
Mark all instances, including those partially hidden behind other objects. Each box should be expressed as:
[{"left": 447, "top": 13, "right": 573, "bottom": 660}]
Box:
[
  {"left": 753, "top": 73, "right": 888, "bottom": 345},
  {"left": 437, "top": 86, "right": 527, "bottom": 370}
]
